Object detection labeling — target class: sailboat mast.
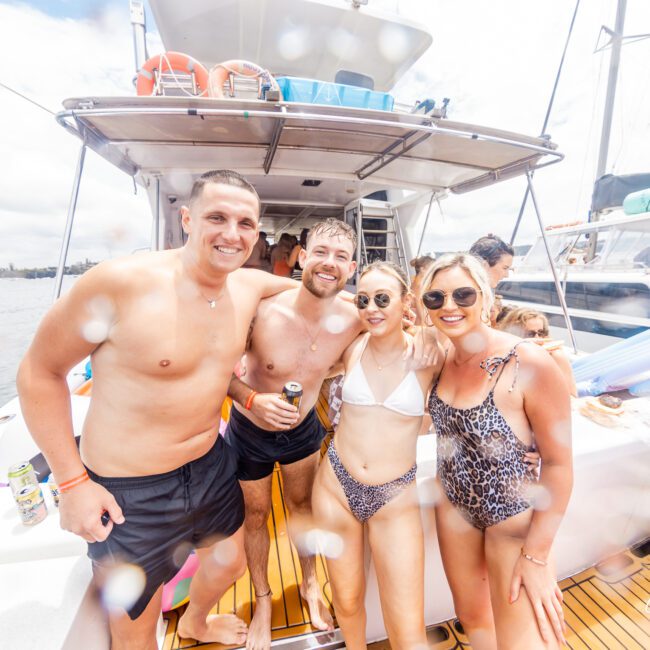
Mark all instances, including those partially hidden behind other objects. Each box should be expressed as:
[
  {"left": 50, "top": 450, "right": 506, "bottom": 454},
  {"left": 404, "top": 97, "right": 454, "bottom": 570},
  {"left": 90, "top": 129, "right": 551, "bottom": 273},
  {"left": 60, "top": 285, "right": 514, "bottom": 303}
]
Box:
[
  {"left": 587, "top": 0, "right": 627, "bottom": 262},
  {"left": 594, "top": 0, "right": 627, "bottom": 184}
]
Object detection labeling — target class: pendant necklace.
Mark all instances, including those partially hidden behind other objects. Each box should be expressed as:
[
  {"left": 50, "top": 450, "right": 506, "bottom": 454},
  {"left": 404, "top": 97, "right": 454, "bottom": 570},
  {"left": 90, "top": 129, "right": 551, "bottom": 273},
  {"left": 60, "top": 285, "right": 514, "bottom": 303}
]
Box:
[
  {"left": 367, "top": 335, "right": 406, "bottom": 371},
  {"left": 199, "top": 285, "right": 226, "bottom": 309},
  {"left": 297, "top": 312, "right": 321, "bottom": 352}
]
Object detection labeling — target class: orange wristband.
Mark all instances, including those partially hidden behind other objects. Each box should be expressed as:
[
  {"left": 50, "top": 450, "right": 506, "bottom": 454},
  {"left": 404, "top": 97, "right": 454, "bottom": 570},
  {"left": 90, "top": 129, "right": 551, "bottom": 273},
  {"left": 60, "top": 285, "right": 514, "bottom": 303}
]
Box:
[
  {"left": 59, "top": 471, "right": 90, "bottom": 493},
  {"left": 245, "top": 390, "right": 258, "bottom": 410}
]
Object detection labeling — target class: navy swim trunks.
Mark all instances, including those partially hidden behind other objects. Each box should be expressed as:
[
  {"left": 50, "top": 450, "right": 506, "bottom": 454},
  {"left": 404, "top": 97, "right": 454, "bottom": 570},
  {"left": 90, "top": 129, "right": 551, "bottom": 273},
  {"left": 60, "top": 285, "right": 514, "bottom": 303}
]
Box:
[
  {"left": 86, "top": 434, "right": 244, "bottom": 620},
  {"left": 225, "top": 406, "right": 327, "bottom": 480}
]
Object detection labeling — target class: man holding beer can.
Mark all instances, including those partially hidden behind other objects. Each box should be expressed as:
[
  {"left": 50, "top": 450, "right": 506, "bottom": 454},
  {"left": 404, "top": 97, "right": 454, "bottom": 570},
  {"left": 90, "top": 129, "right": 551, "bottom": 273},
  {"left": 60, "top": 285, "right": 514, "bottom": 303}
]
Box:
[{"left": 226, "top": 219, "right": 438, "bottom": 650}]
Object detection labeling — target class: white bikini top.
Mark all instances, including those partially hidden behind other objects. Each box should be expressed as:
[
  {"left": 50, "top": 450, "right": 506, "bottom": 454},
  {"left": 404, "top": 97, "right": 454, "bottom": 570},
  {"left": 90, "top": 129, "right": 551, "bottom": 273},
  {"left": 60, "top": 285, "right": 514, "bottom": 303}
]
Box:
[{"left": 341, "top": 335, "right": 425, "bottom": 417}]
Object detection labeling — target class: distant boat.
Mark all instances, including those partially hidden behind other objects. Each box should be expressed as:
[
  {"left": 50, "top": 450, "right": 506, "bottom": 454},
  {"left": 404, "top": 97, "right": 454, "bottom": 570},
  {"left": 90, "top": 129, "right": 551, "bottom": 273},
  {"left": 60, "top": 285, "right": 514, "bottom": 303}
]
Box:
[{"left": 500, "top": 206, "right": 650, "bottom": 352}]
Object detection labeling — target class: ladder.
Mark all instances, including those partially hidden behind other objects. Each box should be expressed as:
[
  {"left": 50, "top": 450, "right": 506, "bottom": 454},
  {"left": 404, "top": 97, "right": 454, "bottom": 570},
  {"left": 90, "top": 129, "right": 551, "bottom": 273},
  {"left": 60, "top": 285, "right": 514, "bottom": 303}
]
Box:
[{"left": 355, "top": 200, "right": 409, "bottom": 276}]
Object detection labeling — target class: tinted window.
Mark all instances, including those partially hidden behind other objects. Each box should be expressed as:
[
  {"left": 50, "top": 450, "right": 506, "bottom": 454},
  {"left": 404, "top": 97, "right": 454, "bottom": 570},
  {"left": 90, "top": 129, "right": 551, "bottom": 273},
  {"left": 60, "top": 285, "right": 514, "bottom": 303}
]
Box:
[
  {"left": 584, "top": 282, "right": 650, "bottom": 317},
  {"left": 498, "top": 280, "right": 650, "bottom": 318}
]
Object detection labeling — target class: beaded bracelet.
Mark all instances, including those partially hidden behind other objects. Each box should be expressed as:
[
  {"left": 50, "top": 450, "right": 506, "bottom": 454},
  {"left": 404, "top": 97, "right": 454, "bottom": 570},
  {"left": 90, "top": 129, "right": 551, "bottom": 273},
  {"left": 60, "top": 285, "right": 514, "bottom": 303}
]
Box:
[
  {"left": 59, "top": 470, "right": 90, "bottom": 493},
  {"left": 245, "top": 390, "right": 258, "bottom": 410}
]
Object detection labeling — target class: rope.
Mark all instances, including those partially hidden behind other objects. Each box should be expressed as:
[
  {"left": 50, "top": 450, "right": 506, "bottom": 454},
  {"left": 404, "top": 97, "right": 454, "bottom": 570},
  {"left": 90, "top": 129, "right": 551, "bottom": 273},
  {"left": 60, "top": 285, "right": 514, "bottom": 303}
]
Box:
[
  {"left": 0, "top": 81, "right": 55, "bottom": 115},
  {"left": 151, "top": 53, "right": 205, "bottom": 98},
  {"left": 509, "top": 0, "right": 581, "bottom": 246}
]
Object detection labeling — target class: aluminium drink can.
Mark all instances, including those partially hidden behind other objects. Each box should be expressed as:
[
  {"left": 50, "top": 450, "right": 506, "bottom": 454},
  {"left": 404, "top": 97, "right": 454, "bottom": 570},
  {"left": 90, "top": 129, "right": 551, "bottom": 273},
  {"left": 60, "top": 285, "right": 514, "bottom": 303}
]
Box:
[
  {"left": 8, "top": 461, "right": 39, "bottom": 495},
  {"left": 15, "top": 484, "right": 48, "bottom": 526},
  {"left": 47, "top": 474, "right": 60, "bottom": 508},
  {"left": 281, "top": 381, "right": 303, "bottom": 411}
]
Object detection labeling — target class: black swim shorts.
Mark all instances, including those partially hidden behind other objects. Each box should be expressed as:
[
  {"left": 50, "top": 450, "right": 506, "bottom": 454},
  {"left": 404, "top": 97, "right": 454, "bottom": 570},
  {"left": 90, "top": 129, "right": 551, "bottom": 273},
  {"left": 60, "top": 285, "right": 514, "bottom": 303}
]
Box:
[
  {"left": 86, "top": 434, "right": 244, "bottom": 620},
  {"left": 225, "top": 406, "right": 327, "bottom": 481}
]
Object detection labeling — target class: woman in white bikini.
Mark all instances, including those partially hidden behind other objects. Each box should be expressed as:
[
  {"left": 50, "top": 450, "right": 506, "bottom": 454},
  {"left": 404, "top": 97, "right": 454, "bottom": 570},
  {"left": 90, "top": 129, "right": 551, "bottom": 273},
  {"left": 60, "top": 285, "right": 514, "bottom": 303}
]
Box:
[{"left": 312, "top": 261, "right": 442, "bottom": 650}]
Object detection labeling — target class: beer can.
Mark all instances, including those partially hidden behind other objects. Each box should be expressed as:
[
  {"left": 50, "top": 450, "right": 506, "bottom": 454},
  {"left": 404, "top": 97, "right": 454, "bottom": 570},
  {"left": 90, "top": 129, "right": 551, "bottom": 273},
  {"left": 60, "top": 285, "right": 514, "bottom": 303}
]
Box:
[
  {"left": 281, "top": 381, "right": 303, "bottom": 410},
  {"left": 8, "top": 461, "right": 38, "bottom": 495},
  {"left": 47, "top": 474, "right": 60, "bottom": 508},
  {"left": 15, "top": 484, "right": 48, "bottom": 526}
]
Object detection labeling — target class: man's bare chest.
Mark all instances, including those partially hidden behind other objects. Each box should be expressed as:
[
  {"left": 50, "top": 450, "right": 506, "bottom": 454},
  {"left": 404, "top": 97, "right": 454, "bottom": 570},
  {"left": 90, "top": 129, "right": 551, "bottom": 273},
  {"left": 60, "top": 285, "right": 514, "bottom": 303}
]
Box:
[
  {"left": 249, "top": 313, "right": 353, "bottom": 382},
  {"left": 108, "top": 298, "right": 257, "bottom": 376}
]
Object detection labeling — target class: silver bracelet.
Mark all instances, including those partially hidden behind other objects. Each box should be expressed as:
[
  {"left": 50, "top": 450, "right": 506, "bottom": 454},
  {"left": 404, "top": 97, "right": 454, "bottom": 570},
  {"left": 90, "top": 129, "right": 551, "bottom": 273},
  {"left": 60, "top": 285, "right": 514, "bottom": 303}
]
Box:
[{"left": 521, "top": 546, "right": 548, "bottom": 566}]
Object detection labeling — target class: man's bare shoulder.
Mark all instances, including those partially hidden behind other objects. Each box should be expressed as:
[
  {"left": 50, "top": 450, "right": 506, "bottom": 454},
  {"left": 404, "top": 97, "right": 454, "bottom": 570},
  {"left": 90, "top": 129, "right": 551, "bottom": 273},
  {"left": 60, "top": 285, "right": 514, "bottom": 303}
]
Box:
[
  {"left": 77, "top": 250, "right": 177, "bottom": 296},
  {"left": 230, "top": 268, "right": 297, "bottom": 299}
]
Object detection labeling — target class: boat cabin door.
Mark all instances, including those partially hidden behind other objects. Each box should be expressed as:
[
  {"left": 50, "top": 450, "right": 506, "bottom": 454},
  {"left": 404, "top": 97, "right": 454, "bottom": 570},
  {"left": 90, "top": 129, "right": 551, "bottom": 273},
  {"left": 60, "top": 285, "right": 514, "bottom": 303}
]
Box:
[{"left": 344, "top": 198, "right": 409, "bottom": 287}]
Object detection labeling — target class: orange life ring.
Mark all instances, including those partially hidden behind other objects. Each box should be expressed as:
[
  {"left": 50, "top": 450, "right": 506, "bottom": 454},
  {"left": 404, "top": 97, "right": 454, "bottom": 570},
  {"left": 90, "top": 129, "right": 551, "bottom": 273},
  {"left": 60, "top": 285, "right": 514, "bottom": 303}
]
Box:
[
  {"left": 136, "top": 51, "right": 209, "bottom": 97},
  {"left": 208, "top": 59, "right": 280, "bottom": 99}
]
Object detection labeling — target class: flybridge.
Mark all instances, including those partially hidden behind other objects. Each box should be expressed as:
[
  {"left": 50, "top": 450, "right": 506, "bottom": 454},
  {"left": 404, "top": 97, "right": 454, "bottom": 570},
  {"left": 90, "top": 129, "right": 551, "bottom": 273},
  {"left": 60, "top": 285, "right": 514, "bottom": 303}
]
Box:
[{"left": 145, "top": 0, "right": 433, "bottom": 92}]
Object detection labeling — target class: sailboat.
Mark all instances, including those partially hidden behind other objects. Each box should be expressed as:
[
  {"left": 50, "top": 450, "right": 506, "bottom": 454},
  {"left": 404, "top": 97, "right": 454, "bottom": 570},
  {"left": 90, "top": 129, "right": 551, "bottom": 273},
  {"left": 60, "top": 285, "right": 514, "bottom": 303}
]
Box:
[
  {"left": 502, "top": 0, "right": 650, "bottom": 353},
  {"left": 0, "top": 1, "right": 648, "bottom": 648}
]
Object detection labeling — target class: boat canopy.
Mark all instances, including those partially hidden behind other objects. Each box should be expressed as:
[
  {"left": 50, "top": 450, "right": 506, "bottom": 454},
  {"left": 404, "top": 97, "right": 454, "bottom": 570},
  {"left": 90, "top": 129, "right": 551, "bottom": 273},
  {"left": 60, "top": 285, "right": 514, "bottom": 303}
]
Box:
[
  {"left": 57, "top": 96, "right": 560, "bottom": 204},
  {"left": 591, "top": 172, "right": 650, "bottom": 213},
  {"left": 148, "top": 0, "right": 433, "bottom": 92}
]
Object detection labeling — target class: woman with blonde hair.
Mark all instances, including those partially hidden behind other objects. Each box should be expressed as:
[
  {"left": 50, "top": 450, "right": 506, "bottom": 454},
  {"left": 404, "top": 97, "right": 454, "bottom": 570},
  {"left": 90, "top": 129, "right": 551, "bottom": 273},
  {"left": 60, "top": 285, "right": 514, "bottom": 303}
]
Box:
[
  {"left": 421, "top": 253, "right": 572, "bottom": 649},
  {"left": 497, "top": 307, "right": 577, "bottom": 396},
  {"left": 312, "top": 261, "right": 442, "bottom": 650}
]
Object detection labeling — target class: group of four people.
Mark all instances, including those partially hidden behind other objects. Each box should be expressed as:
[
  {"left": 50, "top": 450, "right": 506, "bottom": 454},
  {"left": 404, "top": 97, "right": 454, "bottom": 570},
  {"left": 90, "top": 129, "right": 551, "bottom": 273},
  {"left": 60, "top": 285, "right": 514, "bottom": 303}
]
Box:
[{"left": 18, "top": 170, "right": 572, "bottom": 650}]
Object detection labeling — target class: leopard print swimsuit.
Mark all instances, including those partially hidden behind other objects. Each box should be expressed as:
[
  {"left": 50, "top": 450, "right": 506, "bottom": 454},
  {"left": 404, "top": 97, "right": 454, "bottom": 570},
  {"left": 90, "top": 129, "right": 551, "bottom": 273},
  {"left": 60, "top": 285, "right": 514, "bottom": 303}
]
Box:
[{"left": 428, "top": 344, "right": 537, "bottom": 530}]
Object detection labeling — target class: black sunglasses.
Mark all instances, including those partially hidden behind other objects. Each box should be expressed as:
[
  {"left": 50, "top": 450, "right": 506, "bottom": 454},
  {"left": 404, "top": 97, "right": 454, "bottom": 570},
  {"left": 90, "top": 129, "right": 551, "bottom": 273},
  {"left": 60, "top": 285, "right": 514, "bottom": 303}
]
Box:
[
  {"left": 354, "top": 293, "right": 391, "bottom": 309},
  {"left": 524, "top": 328, "right": 549, "bottom": 338},
  {"left": 422, "top": 287, "right": 481, "bottom": 310}
]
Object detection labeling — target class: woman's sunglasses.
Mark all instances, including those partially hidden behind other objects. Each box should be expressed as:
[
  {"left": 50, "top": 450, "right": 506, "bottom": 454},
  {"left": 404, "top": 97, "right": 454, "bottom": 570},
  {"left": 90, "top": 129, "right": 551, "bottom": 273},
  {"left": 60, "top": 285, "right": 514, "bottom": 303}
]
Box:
[
  {"left": 354, "top": 293, "right": 391, "bottom": 309},
  {"left": 422, "top": 287, "right": 481, "bottom": 310},
  {"left": 524, "top": 328, "right": 549, "bottom": 338}
]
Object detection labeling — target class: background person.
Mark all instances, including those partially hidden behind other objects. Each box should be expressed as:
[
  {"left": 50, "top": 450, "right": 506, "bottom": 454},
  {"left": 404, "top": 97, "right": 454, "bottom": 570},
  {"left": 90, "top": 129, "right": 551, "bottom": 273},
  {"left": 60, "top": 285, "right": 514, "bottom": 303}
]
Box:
[
  {"left": 469, "top": 234, "right": 514, "bottom": 289},
  {"left": 271, "top": 233, "right": 294, "bottom": 277},
  {"left": 497, "top": 307, "right": 577, "bottom": 396},
  {"left": 410, "top": 254, "right": 435, "bottom": 326},
  {"left": 421, "top": 253, "right": 572, "bottom": 649},
  {"left": 288, "top": 227, "right": 310, "bottom": 281},
  {"left": 244, "top": 231, "right": 271, "bottom": 272}
]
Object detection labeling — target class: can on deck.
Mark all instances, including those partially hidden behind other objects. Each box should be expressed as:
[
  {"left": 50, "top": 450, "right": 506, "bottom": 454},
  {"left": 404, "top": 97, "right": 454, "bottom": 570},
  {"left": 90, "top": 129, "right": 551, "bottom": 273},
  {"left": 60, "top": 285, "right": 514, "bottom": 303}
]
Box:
[
  {"left": 281, "top": 381, "right": 303, "bottom": 411},
  {"left": 15, "top": 484, "right": 48, "bottom": 526},
  {"left": 8, "top": 462, "right": 38, "bottom": 495},
  {"left": 47, "top": 474, "right": 60, "bottom": 508}
]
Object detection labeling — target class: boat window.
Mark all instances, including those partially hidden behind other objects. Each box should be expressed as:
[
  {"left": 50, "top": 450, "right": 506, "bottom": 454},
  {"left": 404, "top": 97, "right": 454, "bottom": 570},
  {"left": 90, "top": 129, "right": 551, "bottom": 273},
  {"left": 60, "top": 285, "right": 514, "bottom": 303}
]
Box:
[
  {"left": 522, "top": 235, "right": 571, "bottom": 269},
  {"left": 498, "top": 281, "right": 553, "bottom": 305},
  {"left": 564, "top": 282, "right": 587, "bottom": 309},
  {"left": 584, "top": 282, "right": 650, "bottom": 317},
  {"left": 605, "top": 230, "right": 650, "bottom": 268}
]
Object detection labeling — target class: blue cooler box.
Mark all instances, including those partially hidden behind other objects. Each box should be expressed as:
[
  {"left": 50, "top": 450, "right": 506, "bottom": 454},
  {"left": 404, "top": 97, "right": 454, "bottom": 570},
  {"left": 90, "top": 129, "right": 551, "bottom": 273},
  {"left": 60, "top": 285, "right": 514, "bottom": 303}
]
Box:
[{"left": 276, "top": 77, "right": 394, "bottom": 111}]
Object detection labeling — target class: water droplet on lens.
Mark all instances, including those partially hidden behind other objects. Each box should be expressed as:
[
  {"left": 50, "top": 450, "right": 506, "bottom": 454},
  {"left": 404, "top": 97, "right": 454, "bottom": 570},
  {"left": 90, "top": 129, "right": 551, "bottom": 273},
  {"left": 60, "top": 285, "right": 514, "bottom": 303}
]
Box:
[
  {"left": 102, "top": 563, "right": 146, "bottom": 612},
  {"left": 324, "top": 314, "right": 345, "bottom": 334}
]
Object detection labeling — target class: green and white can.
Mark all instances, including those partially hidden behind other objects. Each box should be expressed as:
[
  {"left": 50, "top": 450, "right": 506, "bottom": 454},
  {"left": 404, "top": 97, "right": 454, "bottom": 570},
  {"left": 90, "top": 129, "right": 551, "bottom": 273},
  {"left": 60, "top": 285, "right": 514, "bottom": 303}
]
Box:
[{"left": 8, "top": 462, "right": 38, "bottom": 495}]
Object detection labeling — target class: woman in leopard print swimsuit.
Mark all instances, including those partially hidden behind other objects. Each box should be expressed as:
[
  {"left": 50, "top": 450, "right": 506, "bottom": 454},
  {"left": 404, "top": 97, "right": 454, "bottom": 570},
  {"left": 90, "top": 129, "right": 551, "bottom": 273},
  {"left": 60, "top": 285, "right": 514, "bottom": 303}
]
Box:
[{"left": 421, "top": 253, "right": 573, "bottom": 649}]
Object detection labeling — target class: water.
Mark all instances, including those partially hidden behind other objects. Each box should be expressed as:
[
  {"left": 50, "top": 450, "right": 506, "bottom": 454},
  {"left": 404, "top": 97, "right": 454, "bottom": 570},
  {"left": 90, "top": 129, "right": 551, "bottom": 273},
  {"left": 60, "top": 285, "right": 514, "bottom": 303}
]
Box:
[{"left": 0, "top": 277, "right": 77, "bottom": 404}]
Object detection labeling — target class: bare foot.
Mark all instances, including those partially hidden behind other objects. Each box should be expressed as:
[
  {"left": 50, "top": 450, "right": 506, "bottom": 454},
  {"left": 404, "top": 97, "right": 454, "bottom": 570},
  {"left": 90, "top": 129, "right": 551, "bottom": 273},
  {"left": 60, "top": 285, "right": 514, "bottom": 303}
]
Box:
[
  {"left": 178, "top": 612, "right": 248, "bottom": 645},
  {"left": 300, "top": 580, "right": 334, "bottom": 632},
  {"left": 246, "top": 595, "right": 272, "bottom": 650}
]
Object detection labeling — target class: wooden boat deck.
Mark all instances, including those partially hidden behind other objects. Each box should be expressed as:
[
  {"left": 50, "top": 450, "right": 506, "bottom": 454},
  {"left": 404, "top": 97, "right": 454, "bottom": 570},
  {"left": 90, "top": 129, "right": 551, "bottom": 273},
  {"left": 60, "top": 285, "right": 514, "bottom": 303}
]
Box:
[{"left": 162, "top": 382, "right": 650, "bottom": 649}]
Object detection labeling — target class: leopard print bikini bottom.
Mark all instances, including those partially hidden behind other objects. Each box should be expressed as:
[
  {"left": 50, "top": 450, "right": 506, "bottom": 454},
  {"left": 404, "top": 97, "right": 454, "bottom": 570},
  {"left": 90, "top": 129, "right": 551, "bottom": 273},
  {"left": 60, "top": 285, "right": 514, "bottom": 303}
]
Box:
[{"left": 327, "top": 441, "right": 417, "bottom": 523}]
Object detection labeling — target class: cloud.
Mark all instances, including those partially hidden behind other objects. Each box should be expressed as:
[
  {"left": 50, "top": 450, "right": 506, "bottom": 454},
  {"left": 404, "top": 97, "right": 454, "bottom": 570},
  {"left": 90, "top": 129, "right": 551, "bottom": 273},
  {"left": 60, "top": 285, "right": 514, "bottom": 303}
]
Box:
[
  {"left": 0, "top": 2, "right": 151, "bottom": 268},
  {"left": 0, "top": 0, "right": 648, "bottom": 267},
  {"left": 390, "top": 0, "right": 650, "bottom": 251}
]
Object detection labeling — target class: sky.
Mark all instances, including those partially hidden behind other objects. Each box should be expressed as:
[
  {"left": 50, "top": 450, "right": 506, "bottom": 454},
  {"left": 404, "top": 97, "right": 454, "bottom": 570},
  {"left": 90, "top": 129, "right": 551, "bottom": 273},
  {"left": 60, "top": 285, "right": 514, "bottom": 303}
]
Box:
[{"left": 0, "top": 0, "right": 648, "bottom": 268}]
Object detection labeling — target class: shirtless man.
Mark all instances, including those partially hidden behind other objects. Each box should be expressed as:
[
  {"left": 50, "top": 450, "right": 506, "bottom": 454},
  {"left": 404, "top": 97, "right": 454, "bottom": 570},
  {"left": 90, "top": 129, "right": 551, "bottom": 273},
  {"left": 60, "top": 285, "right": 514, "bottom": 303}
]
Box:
[
  {"left": 227, "top": 220, "right": 437, "bottom": 650},
  {"left": 17, "top": 170, "right": 297, "bottom": 650}
]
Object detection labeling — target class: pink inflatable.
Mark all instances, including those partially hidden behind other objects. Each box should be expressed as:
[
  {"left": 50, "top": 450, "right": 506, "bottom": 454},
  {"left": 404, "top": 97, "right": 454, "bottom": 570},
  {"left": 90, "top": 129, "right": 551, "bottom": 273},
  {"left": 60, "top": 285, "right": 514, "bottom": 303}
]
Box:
[{"left": 161, "top": 552, "right": 199, "bottom": 612}]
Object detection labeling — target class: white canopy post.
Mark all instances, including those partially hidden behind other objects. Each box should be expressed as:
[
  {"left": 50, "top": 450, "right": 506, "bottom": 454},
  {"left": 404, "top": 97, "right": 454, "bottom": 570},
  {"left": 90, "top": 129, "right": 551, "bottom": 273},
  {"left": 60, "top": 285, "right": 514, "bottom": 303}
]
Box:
[
  {"left": 526, "top": 171, "right": 578, "bottom": 353},
  {"left": 53, "top": 143, "right": 87, "bottom": 301}
]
